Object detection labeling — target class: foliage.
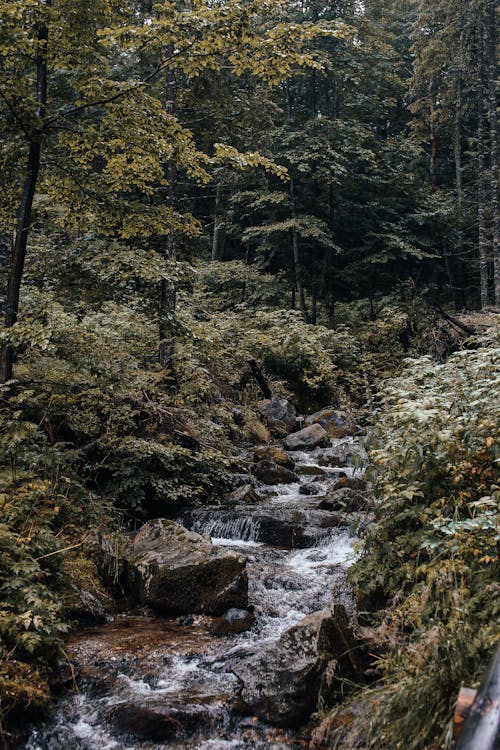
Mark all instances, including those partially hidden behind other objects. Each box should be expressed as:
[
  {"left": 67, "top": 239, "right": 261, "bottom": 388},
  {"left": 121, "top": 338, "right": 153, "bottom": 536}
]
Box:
[{"left": 327, "top": 333, "right": 500, "bottom": 750}]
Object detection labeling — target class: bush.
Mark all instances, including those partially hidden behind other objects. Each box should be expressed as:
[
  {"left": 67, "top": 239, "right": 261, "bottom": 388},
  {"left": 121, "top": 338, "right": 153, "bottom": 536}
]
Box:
[{"left": 323, "top": 336, "right": 500, "bottom": 750}]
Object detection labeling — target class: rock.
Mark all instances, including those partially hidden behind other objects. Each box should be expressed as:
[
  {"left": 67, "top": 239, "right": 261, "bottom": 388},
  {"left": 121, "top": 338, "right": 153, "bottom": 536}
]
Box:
[
  {"left": 283, "top": 424, "right": 330, "bottom": 451},
  {"left": 305, "top": 408, "right": 356, "bottom": 438},
  {"left": 124, "top": 519, "right": 248, "bottom": 615},
  {"left": 299, "top": 482, "right": 322, "bottom": 496},
  {"left": 243, "top": 418, "right": 271, "bottom": 444},
  {"left": 253, "top": 445, "right": 295, "bottom": 471},
  {"left": 232, "top": 408, "right": 245, "bottom": 426},
  {"left": 318, "top": 487, "right": 368, "bottom": 512},
  {"left": 233, "top": 606, "right": 365, "bottom": 726},
  {"left": 226, "top": 484, "right": 261, "bottom": 505},
  {"left": 252, "top": 460, "right": 299, "bottom": 485},
  {"left": 209, "top": 608, "right": 256, "bottom": 635},
  {"left": 331, "top": 476, "right": 367, "bottom": 492},
  {"left": 109, "top": 703, "right": 206, "bottom": 741},
  {"left": 257, "top": 395, "right": 297, "bottom": 436},
  {"left": 65, "top": 586, "right": 107, "bottom": 626}
]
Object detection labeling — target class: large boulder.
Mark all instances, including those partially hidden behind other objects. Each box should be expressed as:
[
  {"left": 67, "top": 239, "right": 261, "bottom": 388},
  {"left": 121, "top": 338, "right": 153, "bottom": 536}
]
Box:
[
  {"left": 209, "top": 608, "right": 256, "bottom": 635},
  {"left": 124, "top": 519, "right": 248, "bottom": 615},
  {"left": 253, "top": 445, "right": 295, "bottom": 471},
  {"left": 305, "top": 408, "right": 356, "bottom": 438},
  {"left": 283, "top": 423, "right": 329, "bottom": 451},
  {"left": 252, "top": 460, "right": 299, "bottom": 485},
  {"left": 233, "top": 606, "right": 365, "bottom": 726},
  {"left": 257, "top": 395, "right": 297, "bottom": 436}
]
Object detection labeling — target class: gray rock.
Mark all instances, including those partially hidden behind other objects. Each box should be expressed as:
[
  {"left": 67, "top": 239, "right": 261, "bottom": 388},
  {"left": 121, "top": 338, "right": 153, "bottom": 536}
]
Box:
[
  {"left": 318, "top": 487, "right": 369, "bottom": 512},
  {"left": 299, "top": 482, "right": 322, "bottom": 496},
  {"left": 283, "top": 424, "right": 330, "bottom": 451},
  {"left": 209, "top": 608, "right": 256, "bottom": 635},
  {"left": 330, "top": 476, "right": 367, "bottom": 492},
  {"left": 124, "top": 519, "right": 248, "bottom": 615},
  {"left": 252, "top": 460, "right": 299, "bottom": 485},
  {"left": 226, "top": 484, "right": 261, "bottom": 505},
  {"left": 233, "top": 606, "right": 365, "bottom": 726},
  {"left": 305, "top": 408, "right": 356, "bottom": 438},
  {"left": 253, "top": 445, "right": 295, "bottom": 471},
  {"left": 257, "top": 395, "right": 297, "bottom": 436}
]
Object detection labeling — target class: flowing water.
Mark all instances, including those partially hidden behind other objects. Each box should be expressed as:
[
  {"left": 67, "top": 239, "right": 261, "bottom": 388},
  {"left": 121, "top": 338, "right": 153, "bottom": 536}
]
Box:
[{"left": 24, "top": 438, "right": 366, "bottom": 750}]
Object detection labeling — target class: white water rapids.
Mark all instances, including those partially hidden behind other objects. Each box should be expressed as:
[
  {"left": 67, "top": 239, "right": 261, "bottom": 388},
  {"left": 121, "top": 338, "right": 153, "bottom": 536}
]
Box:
[{"left": 25, "top": 438, "right": 365, "bottom": 750}]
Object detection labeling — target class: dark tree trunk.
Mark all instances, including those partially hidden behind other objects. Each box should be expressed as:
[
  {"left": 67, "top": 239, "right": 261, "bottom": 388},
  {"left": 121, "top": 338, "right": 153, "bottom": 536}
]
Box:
[
  {"left": 0, "top": 22, "right": 48, "bottom": 383},
  {"left": 477, "top": 22, "right": 490, "bottom": 308},
  {"left": 158, "top": 62, "right": 177, "bottom": 374},
  {"left": 290, "top": 178, "right": 309, "bottom": 322},
  {"left": 454, "top": 69, "right": 465, "bottom": 309},
  {"left": 487, "top": 0, "right": 499, "bottom": 306},
  {"left": 211, "top": 181, "right": 221, "bottom": 262}
]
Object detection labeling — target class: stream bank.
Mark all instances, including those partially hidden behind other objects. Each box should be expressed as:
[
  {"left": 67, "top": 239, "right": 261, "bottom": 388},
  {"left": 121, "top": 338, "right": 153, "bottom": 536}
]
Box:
[{"left": 23, "top": 415, "right": 372, "bottom": 750}]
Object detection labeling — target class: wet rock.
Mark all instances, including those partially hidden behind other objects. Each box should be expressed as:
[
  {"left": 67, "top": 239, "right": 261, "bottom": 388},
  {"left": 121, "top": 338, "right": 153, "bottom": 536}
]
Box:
[
  {"left": 331, "top": 476, "right": 367, "bottom": 492},
  {"left": 253, "top": 445, "right": 295, "bottom": 471},
  {"left": 233, "top": 606, "right": 364, "bottom": 726},
  {"left": 226, "top": 484, "right": 261, "bottom": 505},
  {"left": 64, "top": 585, "right": 108, "bottom": 627},
  {"left": 297, "top": 464, "right": 327, "bottom": 476},
  {"left": 231, "top": 473, "right": 257, "bottom": 489},
  {"left": 283, "top": 424, "right": 330, "bottom": 451},
  {"left": 305, "top": 408, "right": 357, "bottom": 438},
  {"left": 109, "top": 703, "right": 205, "bottom": 741},
  {"left": 252, "top": 460, "right": 299, "bottom": 485},
  {"left": 318, "top": 487, "right": 369, "bottom": 512},
  {"left": 209, "top": 608, "right": 256, "bottom": 635},
  {"left": 257, "top": 395, "right": 298, "bottom": 437},
  {"left": 299, "top": 482, "right": 322, "bottom": 496},
  {"left": 124, "top": 519, "right": 248, "bottom": 615}
]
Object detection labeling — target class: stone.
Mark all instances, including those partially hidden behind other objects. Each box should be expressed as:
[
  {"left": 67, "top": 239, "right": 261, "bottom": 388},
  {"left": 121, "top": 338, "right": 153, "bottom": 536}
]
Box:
[
  {"left": 318, "top": 487, "right": 369, "bottom": 512},
  {"left": 330, "top": 476, "right": 367, "bottom": 492},
  {"left": 124, "top": 519, "right": 248, "bottom": 615},
  {"left": 209, "top": 608, "right": 256, "bottom": 635},
  {"left": 233, "top": 606, "right": 365, "bottom": 726},
  {"left": 256, "top": 395, "right": 297, "bottom": 436},
  {"left": 231, "top": 408, "right": 245, "bottom": 426},
  {"left": 305, "top": 408, "right": 356, "bottom": 438},
  {"left": 109, "top": 703, "right": 211, "bottom": 741},
  {"left": 226, "top": 484, "right": 261, "bottom": 505},
  {"left": 253, "top": 445, "right": 295, "bottom": 471},
  {"left": 283, "top": 423, "right": 329, "bottom": 451},
  {"left": 64, "top": 586, "right": 107, "bottom": 627},
  {"left": 299, "top": 482, "right": 322, "bottom": 496},
  {"left": 252, "top": 460, "right": 299, "bottom": 485}
]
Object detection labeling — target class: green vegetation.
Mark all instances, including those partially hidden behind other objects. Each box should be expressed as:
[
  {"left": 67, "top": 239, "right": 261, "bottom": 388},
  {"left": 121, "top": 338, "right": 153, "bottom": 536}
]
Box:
[{"left": 0, "top": 0, "right": 498, "bottom": 746}]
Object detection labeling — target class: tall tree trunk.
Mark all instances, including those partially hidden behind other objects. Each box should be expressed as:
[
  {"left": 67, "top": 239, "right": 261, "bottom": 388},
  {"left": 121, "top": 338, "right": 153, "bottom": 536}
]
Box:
[
  {"left": 0, "top": 21, "right": 48, "bottom": 383},
  {"left": 477, "top": 22, "right": 490, "bottom": 309},
  {"left": 454, "top": 70, "right": 465, "bottom": 309},
  {"left": 290, "top": 178, "right": 309, "bottom": 321},
  {"left": 487, "top": 0, "right": 499, "bottom": 306},
  {"left": 211, "top": 181, "right": 221, "bottom": 262},
  {"left": 429, "top": 82, "right": 437, "bottom": 191},
  {"left": 158, "top": 62, "right": 177, "bottom": 374}
]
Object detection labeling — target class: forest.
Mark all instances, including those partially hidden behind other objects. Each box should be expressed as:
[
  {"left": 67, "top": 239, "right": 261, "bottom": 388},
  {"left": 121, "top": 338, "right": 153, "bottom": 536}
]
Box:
[{"left": 0, "top": 0, "right": 499, "bottom": 748}]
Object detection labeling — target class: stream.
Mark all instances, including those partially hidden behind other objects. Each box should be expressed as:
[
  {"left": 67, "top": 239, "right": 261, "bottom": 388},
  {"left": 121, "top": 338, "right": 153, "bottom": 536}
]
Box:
[{"left": 24, "top": 436, "right": 365, "bottom": 750}]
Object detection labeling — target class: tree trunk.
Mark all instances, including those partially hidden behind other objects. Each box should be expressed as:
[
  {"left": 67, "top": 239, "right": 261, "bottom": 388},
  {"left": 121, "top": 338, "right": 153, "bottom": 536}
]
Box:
[
  {"left": 0, "top": 21, "right": 48, "bottom": 384},
  {"left": 290, "top": 178, "right": 309, "bottom": 321},
  {"left": 211, "top": 181, "right": 221, "bottom": 262},
  {"left": 158, "top": 62, "right": 177, "bottom": 374},
  {"left": 477, "top": 22, "right": 490, "bottom": 309},
  {"left": 487, "top": 0, "right": 499, "bottom": 306},
  {"left": 429, "top": 81, "right": 437, "bottom": 191},
  {"left": 454, "top": 69, "right": 465, "bottom": 309}
]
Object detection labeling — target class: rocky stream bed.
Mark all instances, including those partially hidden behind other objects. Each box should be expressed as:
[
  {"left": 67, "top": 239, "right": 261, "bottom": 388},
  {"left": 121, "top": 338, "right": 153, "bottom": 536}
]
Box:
[{"left": 24, "top": 409, "right": 372, "bottom": 750}]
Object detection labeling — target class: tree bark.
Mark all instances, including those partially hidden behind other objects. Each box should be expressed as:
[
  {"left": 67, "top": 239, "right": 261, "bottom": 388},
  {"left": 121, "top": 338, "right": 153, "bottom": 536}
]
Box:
[
  {"left": 290, "top": 178, "right": 309, "bottom": 321},
  {"left": 158, "top": 61, "right": 177, "bottom": 374},
  {"left": 453, "top": 68, "right": 465, "bottom": 309},
  {"left": 487, "top": 0, "right": 499, "bottom": 306},
  {"left": 477, "top": 22, "right": 490, "bottom": 309},
  {"left": 211, "top": 181, "right": 221, "bottom": 262},
  {"left": 0, "top": 21, "right": 48, "bottom": 383}
]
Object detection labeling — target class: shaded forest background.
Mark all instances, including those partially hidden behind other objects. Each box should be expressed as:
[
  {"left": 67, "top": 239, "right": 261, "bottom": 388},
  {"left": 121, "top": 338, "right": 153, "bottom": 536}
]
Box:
[{"left": 0, "top": 1, "right": 498, "bottom": 748}]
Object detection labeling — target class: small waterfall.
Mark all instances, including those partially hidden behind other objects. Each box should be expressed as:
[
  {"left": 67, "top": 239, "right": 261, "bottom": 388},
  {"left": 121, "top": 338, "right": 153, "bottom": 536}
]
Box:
[{"left": 191, "top": 513, "right": 262, "bottom": 542}]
